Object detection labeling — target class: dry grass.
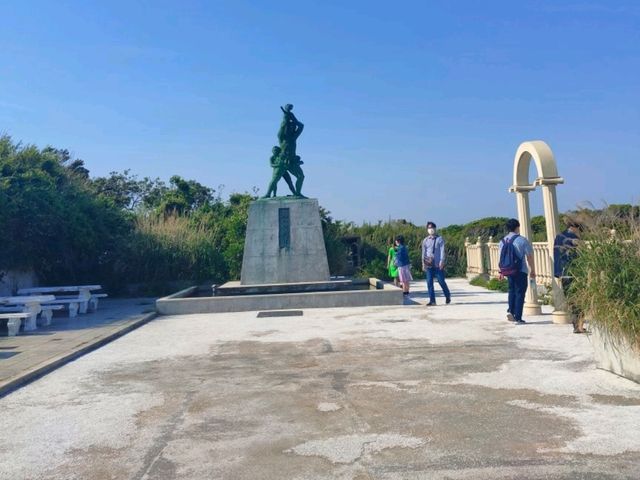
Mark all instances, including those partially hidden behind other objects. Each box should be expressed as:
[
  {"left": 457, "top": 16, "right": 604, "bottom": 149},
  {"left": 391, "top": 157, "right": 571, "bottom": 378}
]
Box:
[{"left": 568, "top": 211, "right": 640, "bottom": 350}]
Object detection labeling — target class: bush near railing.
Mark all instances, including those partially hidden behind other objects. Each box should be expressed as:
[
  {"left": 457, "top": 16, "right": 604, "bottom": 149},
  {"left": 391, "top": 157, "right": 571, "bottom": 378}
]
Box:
[
  {"left": 469, "top": 275, "right": 509, "bottom": 292},
  {"left": 569, "top": 223, "right": 640, "bottom": 351}
]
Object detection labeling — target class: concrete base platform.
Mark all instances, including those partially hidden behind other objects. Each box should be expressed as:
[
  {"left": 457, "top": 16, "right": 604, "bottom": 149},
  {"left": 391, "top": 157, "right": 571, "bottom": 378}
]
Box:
[
  {"left": 214, "top": 279, "right": 355, "bottom": 296},
  {"left": 156, "top": 278, "right": 403, "bottom": 315}
]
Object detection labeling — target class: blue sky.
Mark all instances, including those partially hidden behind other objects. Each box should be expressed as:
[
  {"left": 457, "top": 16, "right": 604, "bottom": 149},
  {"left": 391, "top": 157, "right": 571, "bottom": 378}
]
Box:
[{"left": 2, "top": 1, "right": 639, "bottom": 225}]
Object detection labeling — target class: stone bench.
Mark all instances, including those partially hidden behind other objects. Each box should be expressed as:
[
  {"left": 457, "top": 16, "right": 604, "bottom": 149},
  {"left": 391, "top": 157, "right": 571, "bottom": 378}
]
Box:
[
  {"left": 0, "top": 305, "right": 64, "bottom": 327},
  {"left": 0, "top": 312, "right": 31, "bottom": 336},
  {"left": 18, "top": 285, "right": 102, "bottom": 314},
  {"left": 38, "top": 304, "right": 65, "bottom": 325},
  {"left": 89, "top": 293, "right": 108, "bottom": 312},
  {"left": 0, "top": 295, "right": 56, "bottom": 331},
  {"left": 43, "top": 299, "right": 80, "bottom": 318}
]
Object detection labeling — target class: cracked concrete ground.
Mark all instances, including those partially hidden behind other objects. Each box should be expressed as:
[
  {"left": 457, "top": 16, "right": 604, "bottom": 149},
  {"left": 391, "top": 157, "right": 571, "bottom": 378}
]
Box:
[{"left": 1, "top": 279, "right": 639, "bottom": 479}]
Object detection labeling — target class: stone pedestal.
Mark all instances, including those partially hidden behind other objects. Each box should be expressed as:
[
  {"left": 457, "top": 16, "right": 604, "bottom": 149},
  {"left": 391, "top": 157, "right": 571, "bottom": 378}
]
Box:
[{"left": 240, "top": 198, "right": 330, "bottom": 285}]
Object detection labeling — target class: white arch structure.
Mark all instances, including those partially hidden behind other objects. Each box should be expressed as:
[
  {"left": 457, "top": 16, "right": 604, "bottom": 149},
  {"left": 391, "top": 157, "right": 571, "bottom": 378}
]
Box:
[{"left": 509, "top": 141, "right": 570, "bottom": 323}]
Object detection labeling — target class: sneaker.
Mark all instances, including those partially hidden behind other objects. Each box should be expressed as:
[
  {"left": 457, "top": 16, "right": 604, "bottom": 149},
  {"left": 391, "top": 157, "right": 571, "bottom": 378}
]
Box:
[
  {"left": 506, "top": 313, "right": 516, "bottom": 322},
  {"left": 426, "top": 302, "right": 436, "bottom": 306},
  {"left": 445, "top": 297, "right": 451, "bottom": 304},
  {"left": 514, "top": 319, "right": 526, "bottom": 325}
]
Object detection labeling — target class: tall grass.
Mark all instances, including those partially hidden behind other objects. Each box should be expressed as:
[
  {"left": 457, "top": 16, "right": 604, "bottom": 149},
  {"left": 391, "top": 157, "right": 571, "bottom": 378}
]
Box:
[
  {"left": 569, "top": 213, "right": 640, "bottom": 350},
  {"left": 118, "top": 213, "right": 226, "bottom": 293}
]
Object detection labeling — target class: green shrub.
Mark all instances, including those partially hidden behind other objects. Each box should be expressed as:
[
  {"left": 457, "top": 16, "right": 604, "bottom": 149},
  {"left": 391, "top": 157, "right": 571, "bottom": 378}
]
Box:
[
  {"left": 469, "top": 275, "right": 488, "bottom": 288},
  {"left": 0, "top": 136, "right": 131, "bottom": 285},
  {"left": 487, "top": 277, "right": 509, "bottom": 292},
  {"left": 469, "top": 275, "right": 508, "bottom": 292},
  {"left": 569, "top": 216, "right": 640, "bottom": 350},
  {"left": 119, "top": 214, "right": 226, "bottom": 286},
  {"left": 357, "top": 257, "right": 388, "bottom": 280}
]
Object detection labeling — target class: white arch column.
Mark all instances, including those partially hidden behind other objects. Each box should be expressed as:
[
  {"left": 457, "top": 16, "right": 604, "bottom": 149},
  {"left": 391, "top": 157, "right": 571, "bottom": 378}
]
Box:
[
  {"left": 538, "top": 177, "right": 572, "bottom": 324},
  {"left": 509, "top": 185, "right": 541, "bottom": 315},
  {"left": 510, "top": 140, "right": 570, "bottom": 323}
]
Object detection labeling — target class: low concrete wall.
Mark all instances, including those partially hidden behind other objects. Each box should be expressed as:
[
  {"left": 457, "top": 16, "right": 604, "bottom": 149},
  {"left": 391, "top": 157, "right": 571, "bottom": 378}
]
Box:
[
  {"left": 590, "top": 326, "right": 640, "bottom": 384},
  {"left": 156, "top": 279, "right": 403, "bottom": 315},
  {"left": 0, "top": 270, "right": 38, "bottom": 296}
]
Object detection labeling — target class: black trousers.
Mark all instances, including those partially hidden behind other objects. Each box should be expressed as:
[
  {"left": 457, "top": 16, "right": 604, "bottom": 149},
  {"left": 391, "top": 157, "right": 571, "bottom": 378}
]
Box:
[{"left": 507, "top": 272, "right": 528, "bottom": 321}]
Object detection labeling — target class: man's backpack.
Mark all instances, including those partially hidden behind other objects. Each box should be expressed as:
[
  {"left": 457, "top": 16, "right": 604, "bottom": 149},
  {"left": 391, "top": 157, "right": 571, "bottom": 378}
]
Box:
[{"left": 498, "top": 235, "right": 523, "bottom": 277}]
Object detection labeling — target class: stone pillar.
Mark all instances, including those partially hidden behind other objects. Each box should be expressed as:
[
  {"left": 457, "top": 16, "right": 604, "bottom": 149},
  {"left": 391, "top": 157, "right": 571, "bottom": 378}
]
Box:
[
  {"left": 476, "top": 236, "right": 485, "bottom": 275},
  {"left": 539, "top": 179, "right": 571, "bottom": 324},
  {"left": 464, "top": 237, "right": 472, "bottom": 278}
]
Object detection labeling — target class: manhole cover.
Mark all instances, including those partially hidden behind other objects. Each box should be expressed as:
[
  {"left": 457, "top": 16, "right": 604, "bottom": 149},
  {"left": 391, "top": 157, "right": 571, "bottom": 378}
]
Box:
[{"left": 257, "top": 310, "right": 303, "bottom": 318}]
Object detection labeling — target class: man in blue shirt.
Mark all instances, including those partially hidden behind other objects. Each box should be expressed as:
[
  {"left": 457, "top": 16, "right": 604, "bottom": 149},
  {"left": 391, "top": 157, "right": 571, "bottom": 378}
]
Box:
[
  {"left": 421, "top": 221, "right": 451, "bottom": 306},
  {"left": 498, "top": 218, "right": 536, "bottom": 324}
]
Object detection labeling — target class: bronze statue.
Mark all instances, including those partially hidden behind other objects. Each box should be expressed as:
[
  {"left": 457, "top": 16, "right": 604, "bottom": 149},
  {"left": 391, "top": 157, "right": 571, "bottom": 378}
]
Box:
[{"left": 262, "top": 104, "right": 306, "bottom": 198}]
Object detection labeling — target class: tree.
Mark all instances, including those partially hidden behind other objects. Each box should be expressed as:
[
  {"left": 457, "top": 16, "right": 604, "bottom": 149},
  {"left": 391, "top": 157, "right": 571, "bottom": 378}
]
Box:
[
  {"left": 92, "top": 170, "right": 165, "bottom": 211},
  {"left": 0, "top": 135, "right": 131, "bottom": 284}
]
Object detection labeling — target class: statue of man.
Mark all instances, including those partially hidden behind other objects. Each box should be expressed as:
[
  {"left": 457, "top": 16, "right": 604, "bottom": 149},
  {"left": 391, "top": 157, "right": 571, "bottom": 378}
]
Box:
[{"left": 277, "top": 104, "right": 305, "bottom": 196}]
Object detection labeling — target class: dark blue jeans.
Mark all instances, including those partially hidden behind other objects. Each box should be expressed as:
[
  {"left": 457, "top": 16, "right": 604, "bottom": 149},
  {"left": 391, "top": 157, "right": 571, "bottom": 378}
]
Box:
[
  {"left": 507, "top": 272, "right": 528, "bottom": 321},
  {"left": 425, "top": 267, "right": 451, "bottom": 303}
]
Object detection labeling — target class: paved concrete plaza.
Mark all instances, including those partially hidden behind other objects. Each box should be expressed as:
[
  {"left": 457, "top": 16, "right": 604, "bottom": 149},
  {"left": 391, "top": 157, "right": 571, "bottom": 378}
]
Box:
[
  {"left": 0, "top": 298, "right": 156, "bottom": 396},
  {"left": 1, "top": 279, "right": 639, "bottom": 479}
]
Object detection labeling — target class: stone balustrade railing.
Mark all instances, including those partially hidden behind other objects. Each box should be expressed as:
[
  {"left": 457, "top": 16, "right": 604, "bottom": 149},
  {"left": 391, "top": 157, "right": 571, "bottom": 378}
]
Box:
[
  {"left": 465, "top": 236, "right": 486, "bottom": 276},
  {"left": 464, "top": 237, "right": 553, "bottom": 286},
  {"left": 465, "top": 229, "right": 632, "bottom": 286}
]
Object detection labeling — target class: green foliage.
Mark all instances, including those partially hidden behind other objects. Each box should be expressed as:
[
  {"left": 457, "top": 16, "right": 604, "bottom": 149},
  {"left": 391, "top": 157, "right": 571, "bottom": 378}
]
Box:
[
  {"left": 569, "top": 214, "right": 640, "bottom": 350},
  {"left": 469, "top": 275, "right": 488, "bottom": 288},
  {"left": 531, "top": 216, "right": 547, "bottom": 241},
  {"left": 117, "top": 214, "right": 226, "bottom": 291},
  {"left": 115, "top": 192, "right": 255, "bottom": 293},
  {"left": 487, "top": 277, "right": 509, "bottom": 292},
  {"left": 92, "top": 169, "right": 165, "bottom": 211},
  {"left": 469, "top": 275, "right": 508, "bottom": 292},
  {"left": 0, "top": 135, "right": 258, "bottom": 295},
  {"left": 357, "top": 257, "right": 387, "bottom": 279},
  {"left": 320, "top": 208, "right": 351, "bottom": 276},
  {"left": 157, "top": 176, "right": 215, "bottom": 215},
  {"left": 0, "top": 135, "right": 131, "bottom": 285}
]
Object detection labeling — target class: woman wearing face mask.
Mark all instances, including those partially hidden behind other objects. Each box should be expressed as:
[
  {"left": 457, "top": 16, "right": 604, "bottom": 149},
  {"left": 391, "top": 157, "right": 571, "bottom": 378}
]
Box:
[{"left": 421, "top": 221, "right": 451, "bottom": 306}]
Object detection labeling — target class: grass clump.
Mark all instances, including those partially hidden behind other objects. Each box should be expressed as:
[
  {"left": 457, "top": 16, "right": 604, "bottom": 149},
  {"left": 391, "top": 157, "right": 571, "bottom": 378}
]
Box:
[
  {"left": 116, "top": 213, "right": 227, "bottom": 294},
  {"left": 470, "top": 275, "right": 508, "bottom": 292},
  {"left": 470, "top": 275, "right": 488, "bottom": 288},
  {"left": 487, "top": 277, "right": 509, "bottom": 292},
  {"left": 569, "top": 212, "right": 640, "bottom": 351}
]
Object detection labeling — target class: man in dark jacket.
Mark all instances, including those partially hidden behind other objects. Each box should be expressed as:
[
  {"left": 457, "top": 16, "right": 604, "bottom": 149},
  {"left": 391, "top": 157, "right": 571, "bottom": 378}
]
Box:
[{"left": 553, "top": 222, "right": 583, "bottom": 332}]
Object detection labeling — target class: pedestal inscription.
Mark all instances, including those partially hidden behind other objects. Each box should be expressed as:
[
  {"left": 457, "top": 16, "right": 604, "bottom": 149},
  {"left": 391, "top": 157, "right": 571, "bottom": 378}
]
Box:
[{"left": 279, "top": 208, "right": 290, "bottom": 249}]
